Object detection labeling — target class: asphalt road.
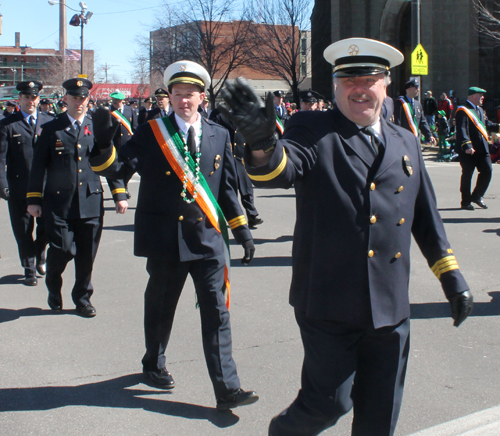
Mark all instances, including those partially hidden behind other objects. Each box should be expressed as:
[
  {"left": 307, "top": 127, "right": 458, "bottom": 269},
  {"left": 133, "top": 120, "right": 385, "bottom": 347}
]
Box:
[{"left": 1, "top": 152, "right": 500, "bottom": 435}]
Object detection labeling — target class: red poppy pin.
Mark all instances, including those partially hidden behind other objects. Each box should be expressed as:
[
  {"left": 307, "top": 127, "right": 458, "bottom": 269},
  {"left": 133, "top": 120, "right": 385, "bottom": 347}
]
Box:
[{"left": 84, "top": 126, "right": 92, "bottom": 136}]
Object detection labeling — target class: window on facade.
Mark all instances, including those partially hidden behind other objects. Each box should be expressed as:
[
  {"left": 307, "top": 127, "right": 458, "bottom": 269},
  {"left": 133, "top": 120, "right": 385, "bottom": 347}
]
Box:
[
  {"left": 36, "top": 57, "right": 40, "bottom": 62},
  {"left": 14, "top": 57, "right": 18, "bottom": 62}
]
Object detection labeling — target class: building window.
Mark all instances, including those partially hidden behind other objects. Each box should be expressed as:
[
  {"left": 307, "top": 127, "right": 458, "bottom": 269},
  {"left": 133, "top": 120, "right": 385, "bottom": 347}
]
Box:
[
  {"left": 14, "top": 57, "right": 17, "bottom": 62},
  {"left": 36, "top": 57, "right": 40, "bottom": 62}
]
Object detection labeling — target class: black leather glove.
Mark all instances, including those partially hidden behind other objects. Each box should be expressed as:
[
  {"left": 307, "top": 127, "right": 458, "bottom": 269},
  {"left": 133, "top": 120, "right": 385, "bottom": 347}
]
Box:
[
  {"left": 448, "top": 290, "right": 473, "bottom": 327},
  {"left": 92, "top": 107, "right": 120, "bottom": 149},
  {"left": 219, "top": 77, "right": 278, "bottom": 152},
  {"left": 241, "top": 239, "right": 255, "bottom": 265},
  {"left": 0, "top": 187, "right": 10, "bottom": 200}
]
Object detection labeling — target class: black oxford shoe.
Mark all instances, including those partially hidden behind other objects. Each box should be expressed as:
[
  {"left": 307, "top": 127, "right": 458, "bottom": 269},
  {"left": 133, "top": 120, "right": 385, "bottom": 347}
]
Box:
[
  {"left": 461, "top": 203, "right": 475, "bottom": 211},
  {"left": 143, "top": 368, "right": 175, "bottom": 389},
  {"left": 25, "top": 276, "right": 37, "bottom": 286},
  {"left": 76, "top": 304, "right": 96, "bottom": 318},
  {"left": 36, "top": 261, "right": 46, "bottom": 276},
  {"left": 48, "top": 295, "right": 62, "bottom": 311},
  {"left": 216, "top": 389, "right": 259, "bottom": 411},
  {"left": 248, "top": 217, "right": 264, "bottom": 227},
  {"left": 473, "top": 200, "right": 488, "bottom": 209}
]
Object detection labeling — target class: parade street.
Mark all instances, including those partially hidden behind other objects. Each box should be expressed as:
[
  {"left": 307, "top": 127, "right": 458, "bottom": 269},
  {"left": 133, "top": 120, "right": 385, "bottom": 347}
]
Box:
[{"left": 1, "top": 153, "right": 500, "bottom": 436}]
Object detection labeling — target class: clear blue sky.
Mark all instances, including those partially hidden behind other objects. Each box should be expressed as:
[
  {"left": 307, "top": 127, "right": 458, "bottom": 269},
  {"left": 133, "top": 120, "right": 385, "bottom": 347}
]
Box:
[{"left": 0, "top": 0, "right": 164, "bottom": 83}]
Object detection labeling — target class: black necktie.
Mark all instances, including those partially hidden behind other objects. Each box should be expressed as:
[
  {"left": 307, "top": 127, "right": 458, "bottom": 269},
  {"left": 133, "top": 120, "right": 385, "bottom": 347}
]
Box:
[
  {"left": 75, "top": 120, "right": 81, "bottom": 136},
  {"left": 29, "top": 115, "right": 36, "bottom": 130},
  {"left": 361, "top": 126, "right": 384, "bottom": 155},
  {"left": 187, "top": 126, "right": 196, "bottom": 157}
]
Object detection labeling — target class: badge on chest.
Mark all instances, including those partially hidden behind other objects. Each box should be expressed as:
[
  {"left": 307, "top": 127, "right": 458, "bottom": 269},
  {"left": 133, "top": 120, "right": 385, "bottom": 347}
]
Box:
[
  {"left": 403, "top": 155, "right": 413, "bottom": 176},
  {"left": 55, "top": 139, "right": 64, "bottom": 152}
]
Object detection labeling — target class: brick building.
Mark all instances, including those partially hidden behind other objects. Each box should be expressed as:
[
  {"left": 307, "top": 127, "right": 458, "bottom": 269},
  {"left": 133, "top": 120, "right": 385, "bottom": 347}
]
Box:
[
  {"left": 0, "top": 32, "right": 94, "bottom": 89},
  {"left": 150, "top": 21, "right": 311, "bottom": 100}
]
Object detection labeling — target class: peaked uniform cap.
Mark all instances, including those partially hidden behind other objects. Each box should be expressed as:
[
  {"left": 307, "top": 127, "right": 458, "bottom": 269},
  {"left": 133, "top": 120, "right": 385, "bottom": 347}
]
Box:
[
  {"left": 164, "top": 60, "right": 211, "bottom": 92},
  {"left": 17, "top": 81, "right": 43, "bottom": 95},
  {"left": 324, "top": 37, "right": 404, "bottom": 77},
  {"left": 63, "top": 78, "right": 93, "bottom": 97}
]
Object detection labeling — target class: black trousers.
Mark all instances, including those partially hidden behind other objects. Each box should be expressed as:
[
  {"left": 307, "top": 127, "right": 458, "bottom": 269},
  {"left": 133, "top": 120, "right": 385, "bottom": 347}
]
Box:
[
  {"left": 459, "top": 153, "right": 492, "bottom": 205},
  {"left": 44, "top": 214, "right": 103, "bottom": 307},
  {"left": 270, "top": 310, "right": 410, "bottom": 436},
  {"left": 7, "top": 196, "right": 47, "bottom": 277},
  {"left": 142, "top": 255, "right": 240, "bottom": 398},
  {"left": 235, "top": 159, "right": 258, "bottom": 219}
]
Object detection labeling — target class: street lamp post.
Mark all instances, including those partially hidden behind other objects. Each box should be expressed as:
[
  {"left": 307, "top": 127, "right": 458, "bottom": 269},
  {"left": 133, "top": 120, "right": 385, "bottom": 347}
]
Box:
[
  {"left": 11, "top": 68, "right": 16, "bottom": 86},
  {"left": 48, "top": 0, "right": 92, "bottom": 76}
]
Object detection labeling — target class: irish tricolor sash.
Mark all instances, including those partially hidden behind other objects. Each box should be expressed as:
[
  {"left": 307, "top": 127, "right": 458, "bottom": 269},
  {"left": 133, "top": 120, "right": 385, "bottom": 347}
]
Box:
[
  {"left": 456, "top": 106, "right": 489, "bottom": 141},
  {"left": 149, "top": 116, "right": 232, "bottom": 308},
  {"left": 276, "top": 116, "right": 284, "bottom": 135},
  {"left": 398, "top": 97, "right": 419, "bottom": 137},
  {"left": 111, "top": 110, "right": 133, "bottom": 135}
]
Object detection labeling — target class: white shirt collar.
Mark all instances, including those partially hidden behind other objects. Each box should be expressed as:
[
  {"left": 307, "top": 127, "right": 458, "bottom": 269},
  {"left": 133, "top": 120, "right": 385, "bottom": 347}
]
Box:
[
  {"left": 174, "top": 112, "right": 202, "bottom": 146},
  {"left": 21, "top": 109, "right": 36, "bottom": 122},
  {"left": 357, "top": 119, "right": 382, "bottom": 137}
]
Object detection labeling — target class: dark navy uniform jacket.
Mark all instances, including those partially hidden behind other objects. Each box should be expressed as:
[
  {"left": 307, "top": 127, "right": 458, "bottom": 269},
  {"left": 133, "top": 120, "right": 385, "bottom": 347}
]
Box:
[
  {"left": 245, "top": 107, "right": 469, "bottom": 328},
  {"left": 90, "top": 114, "right": 252, "bottom": 261},
  {"left": 394, "top": 96, "right": 433, "bottom": 142},
  {"left": 27, "top": 113, "right": 127, "bottom": 218},
  {"left": 111, "top": 104, "right": 137, "bottom": 149},
  {"left": 456, "top": 101, "right": 499, "bottom": 155},
  {"left": 0, "top": 110, "right": 53, "bottom": 198}
]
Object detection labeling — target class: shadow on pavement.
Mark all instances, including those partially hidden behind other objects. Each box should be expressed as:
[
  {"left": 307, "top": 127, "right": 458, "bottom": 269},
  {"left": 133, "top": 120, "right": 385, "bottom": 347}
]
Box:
[
  {"left": 0, "top": 373, "right": 240, "bottom": 427},
  {"left": 103, "top": 224, "right": 135, "bottom": 232},
  {"left": 0, "top": 274, "right": 25, "bottom": 285},
  {"left": 441, "top": 216, "right": 500, "bottom": 224},
  {"left": 411, "top": 291, "right": 500, "bottom": 319},
  {"left": 229, "top": 235, "right": 293, "bottom": 246},
  {"left": 231, "top": 256, "right": 292, "bottom": 267},
  {"left": 0, "top": 307, "right": 80, "bottom": 323}
]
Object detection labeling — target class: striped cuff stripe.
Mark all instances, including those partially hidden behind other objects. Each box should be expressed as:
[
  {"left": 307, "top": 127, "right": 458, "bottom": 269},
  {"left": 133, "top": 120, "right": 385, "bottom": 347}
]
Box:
[
  {"left": 91, "top": 146, "right": 116, "bottom": 172},
  {"left": 228, "top": 215, "right": 247, "bottom": 229},
  {"left": 26, "top": 192, "right": 43, "bottom": 198},
  {"left": 248, "top": 152, "right": 287, "bottom": 182}
]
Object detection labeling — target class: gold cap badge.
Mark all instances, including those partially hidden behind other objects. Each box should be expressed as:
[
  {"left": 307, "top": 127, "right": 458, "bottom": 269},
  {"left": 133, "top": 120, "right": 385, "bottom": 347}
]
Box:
[
  {"left": 77, "top": 81, "right": 83, "bottom": 87},
  {"left": 348, "top": 45, "right": 359, "bottom": 56},
  {"left": 28, "top": 82, "right": 35, "bottom": 88}
]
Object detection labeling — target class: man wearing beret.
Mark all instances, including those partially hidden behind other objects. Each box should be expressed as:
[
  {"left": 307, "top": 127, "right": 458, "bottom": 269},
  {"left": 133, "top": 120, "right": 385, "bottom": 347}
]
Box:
[
  {"left": 109, "top": 90, "right": 138, "bottom": 198},
  {"left": 220, "top": 37, "right": 473, "bottom": 435},
  {"left": 90, "top": 60, "right": 258, "bottom": 410},
  {"left": 27, "top": 78, "right": 128, "bottom": 317},
  {"left": 0, "top": 81, "right": 52, "bottom": 286},
  {"left": 394, "top": 79, "right": 436, "bottom": 145},
  {"left": 456, "top": 87, "right": 499, "bottom": 210}
]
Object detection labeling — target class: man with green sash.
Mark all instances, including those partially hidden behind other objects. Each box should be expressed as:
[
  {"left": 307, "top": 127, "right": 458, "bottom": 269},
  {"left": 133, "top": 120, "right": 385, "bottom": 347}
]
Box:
[
  {"left": 89, "top": 60, "right": 258, "bottom": 410},
  {"left": 394, "top": 79, "right": 435, "bottom": 145},
  {"left": 456, "top": 87, "right": 499, "bottom": 210}
]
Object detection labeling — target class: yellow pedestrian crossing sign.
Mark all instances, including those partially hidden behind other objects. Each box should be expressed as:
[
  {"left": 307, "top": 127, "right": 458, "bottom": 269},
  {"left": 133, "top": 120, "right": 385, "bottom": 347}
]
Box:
[{"left": 411, "top": 44, "right": 428, "bottom": 75}]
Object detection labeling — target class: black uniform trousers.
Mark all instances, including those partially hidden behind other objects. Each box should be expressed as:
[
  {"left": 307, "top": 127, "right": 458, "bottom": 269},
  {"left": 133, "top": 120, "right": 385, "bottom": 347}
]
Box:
[
  {"left": 142, "top": 255, "right": 240, "bottom": 398},
  {"left": 235, "top": 159, "right": 258, "bottom": 220},
  {"left": 7, "top": 196, "right": 46, "bottom": 277},
  {"left": 44, "top": 213, "right": 103, "bottom": 308},
  {"left": 459, "top": 153, "right": 492, "bottom": 206},
  {"left": 270, "top": 310, "right": 410, "bottom": 436}
]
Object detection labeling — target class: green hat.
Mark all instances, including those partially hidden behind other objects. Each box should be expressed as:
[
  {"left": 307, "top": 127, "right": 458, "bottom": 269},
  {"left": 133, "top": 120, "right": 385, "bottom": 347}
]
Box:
[
  {"left": 437, "top": 110, "right": 446, "bottom": 117},
  {"left": 468, "top": 86, "right": 486, "bottom": 95},
  {"left": 110, "top": 91, "right": 126, "bottom": 100}
]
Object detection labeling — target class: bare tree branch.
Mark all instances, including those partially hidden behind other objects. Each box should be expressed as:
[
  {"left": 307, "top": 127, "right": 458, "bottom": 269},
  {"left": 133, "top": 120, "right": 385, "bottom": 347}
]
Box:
[{"left": 473, "top": 0, "right": 500, "bottom": 45}]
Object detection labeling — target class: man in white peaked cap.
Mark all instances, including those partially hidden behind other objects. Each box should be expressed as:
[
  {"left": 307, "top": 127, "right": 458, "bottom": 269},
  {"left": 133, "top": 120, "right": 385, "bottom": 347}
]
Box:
[{"left": 219, "top": 38, "right": 473, "bottom": 435}]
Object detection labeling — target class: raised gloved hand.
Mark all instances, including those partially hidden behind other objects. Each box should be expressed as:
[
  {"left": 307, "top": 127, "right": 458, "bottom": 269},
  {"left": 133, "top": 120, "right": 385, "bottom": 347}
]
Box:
[
  {"left": 241, "top": 239, "right": 255, "bottom": 265},
  {"left": 0, "top": 187, "right": 10, "bottom": 200},
  {"left": 448, "top": 290, "right": 473, "bottom": 327},
  {"left": 92, "top": 107, "right": 120, "bottom": 149},
  {"left": 219, "top": 77, "right": 278, "bottom": 152}
]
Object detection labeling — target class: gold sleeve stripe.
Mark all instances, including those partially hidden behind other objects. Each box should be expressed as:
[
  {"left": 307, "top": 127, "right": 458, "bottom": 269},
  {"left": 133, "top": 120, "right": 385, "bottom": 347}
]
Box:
[
  {"left": 111, "top": 188, "right": 127, "bottom": 195},
  {"left": 248, "top": 151, "right": 287, "bottom": 182},
  {"left": 26, "top": 192, "right": 43, "bottom": 198},
  {"left": 91, "top": 146, "right": 116, "bottom": 172},
  {"left": 228, "top": 215, "right": 248, "bottom": 229},
  {"left": 431, "top": 255, "right": 459, "bottom": 279}
]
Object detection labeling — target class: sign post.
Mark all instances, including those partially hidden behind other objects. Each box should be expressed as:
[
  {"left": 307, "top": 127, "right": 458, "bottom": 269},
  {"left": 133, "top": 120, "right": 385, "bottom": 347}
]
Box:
[{"left": 411, "top": 43, "right": 428, "bottom": 76}]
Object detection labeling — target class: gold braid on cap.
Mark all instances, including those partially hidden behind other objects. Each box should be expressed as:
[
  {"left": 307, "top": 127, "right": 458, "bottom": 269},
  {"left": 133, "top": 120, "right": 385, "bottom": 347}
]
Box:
[{"left": 168, "top": 76, "right": 205, "bottom": 88}]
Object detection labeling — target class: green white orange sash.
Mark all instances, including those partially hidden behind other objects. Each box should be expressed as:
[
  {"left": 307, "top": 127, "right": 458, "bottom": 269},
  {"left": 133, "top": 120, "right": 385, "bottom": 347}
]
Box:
[
  {"left": 276, "top": 117, "right": 284, "bottom": 135},
  {"left": 397, "top": 97, "right": 419, "bottom": 137},
  {"left": 111, "top": 110, "right": 133, "bottom": 135},
  {"left": 456, "top": 106, "right": 489, "bottom": 141},
  {"left": 149, "top": 116, "right": 232, "bottom": 308}
]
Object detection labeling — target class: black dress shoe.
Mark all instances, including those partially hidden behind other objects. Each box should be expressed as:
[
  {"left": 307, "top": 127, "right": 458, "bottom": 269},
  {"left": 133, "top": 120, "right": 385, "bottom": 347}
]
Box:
[
  {"left": 76, "top": 304, "right": 96, "bottom": 318},
  {"left": 473, "top": 200, "right": 488, "bottom": 209},
  {"left": 143, "top": 368, "right": 175, "bottom": 389},
  {"left": 248, "top": 217, "right": 264, "bottom": 227},
  {"left": 461, "top": 203, "right": 475, "bottom": 211},
  {"left": 48, "top": 295, "right": 62, "bottom": 311},
  {"left": 216, "top": 389, "right": 259, "bottom": 411},
  {"left": 36, "top": 261, "right": 46, "bottom": 276},
  {"left": 25, "top": 276, "right": 38, "bottom": 286}
]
